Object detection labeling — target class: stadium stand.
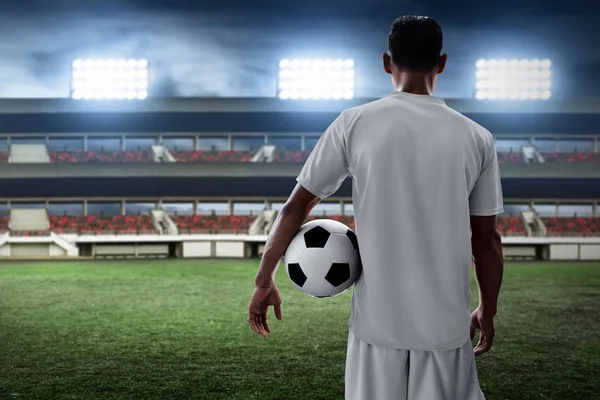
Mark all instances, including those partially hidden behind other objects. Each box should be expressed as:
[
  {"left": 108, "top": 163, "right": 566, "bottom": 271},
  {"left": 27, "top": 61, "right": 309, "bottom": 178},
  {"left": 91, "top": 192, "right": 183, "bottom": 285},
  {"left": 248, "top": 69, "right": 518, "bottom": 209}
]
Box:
[
  {"left": 4, "top": 146, "right": 600, "bottom": 165},
  {"left": 0, "top": 216, "right": 8, "bottom": 233},
  {"left": 171, "top": 214, "right": 257, "bottom": 234},
  {"left": 10, "top": 230, "right": 50, "bottom": 237},
  {"left": 497, "top": 152, "right": 522, "bottom": 164},
  {"left": 541, "top": 217, "right": 600, "bottom": 236},
  {"left": 273, "top": 150, "right": 312, "bottom": 163},
  {"left": 542, "top": 153, "right": 600, "bottom": 163},
  {"left": 496, "top": 216, "right": 527, "bottom": 236},
  {"left": 170, "top": 150, "right": 255, "bottom": 163},
  {"left": 11, "top": 212, "right": 597, "bottom": 238},
  {"left": 49, "top": 150, "right": 154, "bottom": 163},
  {"left": 49, "top": 215, "right": 157, "bottom": 235}
]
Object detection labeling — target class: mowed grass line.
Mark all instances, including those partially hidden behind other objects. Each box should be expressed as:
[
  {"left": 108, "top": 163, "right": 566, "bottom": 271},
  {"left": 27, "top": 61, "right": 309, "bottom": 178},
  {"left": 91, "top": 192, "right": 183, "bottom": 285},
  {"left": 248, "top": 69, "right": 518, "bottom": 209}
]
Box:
[{"left": 0, "top": 261, "right": 599, "bottom": 400}]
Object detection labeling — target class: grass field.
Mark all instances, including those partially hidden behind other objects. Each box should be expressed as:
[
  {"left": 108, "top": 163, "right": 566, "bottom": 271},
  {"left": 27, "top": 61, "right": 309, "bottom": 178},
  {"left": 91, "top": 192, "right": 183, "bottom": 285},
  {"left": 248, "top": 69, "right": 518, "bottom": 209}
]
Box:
[{"left": 1, "top": 260, "right": 599, "bottom": 400}]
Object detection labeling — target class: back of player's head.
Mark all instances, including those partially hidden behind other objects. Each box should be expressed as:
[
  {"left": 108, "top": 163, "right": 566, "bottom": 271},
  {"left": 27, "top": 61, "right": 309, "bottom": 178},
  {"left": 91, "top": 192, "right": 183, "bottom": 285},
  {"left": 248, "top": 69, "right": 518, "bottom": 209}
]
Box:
[{"left": 388, "top": 16, "right": 443, "bottom": 72}]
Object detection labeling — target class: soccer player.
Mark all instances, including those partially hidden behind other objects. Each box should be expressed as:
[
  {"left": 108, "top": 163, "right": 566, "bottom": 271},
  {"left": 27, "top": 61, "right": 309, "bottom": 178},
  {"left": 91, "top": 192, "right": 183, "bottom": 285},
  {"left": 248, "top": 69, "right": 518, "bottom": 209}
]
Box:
[{"left": 249, "top": 15, "right": 504, "bottom": 400}]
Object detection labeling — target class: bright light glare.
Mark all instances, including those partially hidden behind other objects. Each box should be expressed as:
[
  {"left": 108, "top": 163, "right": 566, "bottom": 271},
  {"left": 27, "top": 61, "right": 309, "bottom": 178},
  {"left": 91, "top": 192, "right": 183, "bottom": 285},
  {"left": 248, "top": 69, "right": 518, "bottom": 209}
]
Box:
[
  {"left": 278, "top": 58, "right": 355, "bottom": 100},
  {"left": 71, "top": 58, "right": 149, "bottom": 100},
  {"left": 474, "top": 58, "right": 552, "bottom": 101}
]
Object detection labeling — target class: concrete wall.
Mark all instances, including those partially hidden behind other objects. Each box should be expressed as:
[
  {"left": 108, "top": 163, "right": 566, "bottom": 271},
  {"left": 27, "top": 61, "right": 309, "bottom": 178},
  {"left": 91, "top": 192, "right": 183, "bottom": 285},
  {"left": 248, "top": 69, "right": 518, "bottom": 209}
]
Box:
[
  {"left": 182, "top": 242, "right": 212, "bottom": 258},
  {"left": 580, "top": 245, "right": 600, "bottom": 261},
  {"left": 49, "top": 244, "right": 67, "bottom": 257},
  {"left": 548, "top": 243, "right": 600, "bottom": 260},
  {"left": 94, "top": 243, "right": 169, "bottom": 257},
  {"left": 10, "top": 244, "right": 50, "bottom": 257},
  {"left": 215, "top": 241, "right": 245, "bottom": 258}
]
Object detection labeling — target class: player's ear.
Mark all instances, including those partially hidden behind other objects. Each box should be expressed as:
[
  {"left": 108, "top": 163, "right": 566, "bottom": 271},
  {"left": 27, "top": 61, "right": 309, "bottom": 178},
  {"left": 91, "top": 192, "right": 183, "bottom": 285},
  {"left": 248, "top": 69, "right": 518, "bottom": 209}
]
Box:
[
  {"left": 383, "top": 53, "right": 393, "bottom": 75},
  {"left": 437, "top": 54, "right": 448, "bottom": 74}
]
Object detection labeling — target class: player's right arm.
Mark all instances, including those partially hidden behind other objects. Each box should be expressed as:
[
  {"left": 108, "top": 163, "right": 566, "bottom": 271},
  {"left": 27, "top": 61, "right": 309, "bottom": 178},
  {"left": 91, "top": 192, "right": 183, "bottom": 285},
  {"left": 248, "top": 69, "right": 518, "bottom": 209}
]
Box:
[
  {"left": 468, "top": 131, "right": 504, "bottom": 356},
  {"left": 470, "top": 215, "right": 504, "bottom": 355}
]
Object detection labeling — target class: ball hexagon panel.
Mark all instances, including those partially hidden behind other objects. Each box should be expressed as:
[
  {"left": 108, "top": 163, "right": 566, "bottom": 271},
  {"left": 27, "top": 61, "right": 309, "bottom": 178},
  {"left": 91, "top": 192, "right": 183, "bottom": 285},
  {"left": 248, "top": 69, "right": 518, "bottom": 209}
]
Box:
[
  {"left": 324, "top": 233, "right": 356, "bottom": 263},
  {"left": 298, "top": 248, "right": 333, "bottom": 279},
  {"left": 302, "top": 278, "right": 335, "bottom": 298},
  {"left": 318, "top": 219, "right": 352, "bottom": 234},
  {"left": 303, "top": 226, "right": 330, "bottom": 248},
  {"left": 284, "top": 233, "right": 307, "bottom": 264},
  {"left": 325, "top": 263, "right": 351, "bottom": 287},
  {"left": 346, "top": 230, "right": 359, "bottom": 250},
  {"left": 287, "top": 263, "right": 308, "bottom": 287},
  {"left": 349, "top": 251, "right": 363, "bottom": 282}
]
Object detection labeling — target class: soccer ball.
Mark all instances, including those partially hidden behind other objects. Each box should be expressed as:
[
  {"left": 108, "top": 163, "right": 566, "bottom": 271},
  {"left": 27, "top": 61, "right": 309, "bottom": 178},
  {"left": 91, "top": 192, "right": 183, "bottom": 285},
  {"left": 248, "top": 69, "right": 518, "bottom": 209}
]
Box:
[{"left": 284, "top": 219, "right": 362, "bottom": 298}]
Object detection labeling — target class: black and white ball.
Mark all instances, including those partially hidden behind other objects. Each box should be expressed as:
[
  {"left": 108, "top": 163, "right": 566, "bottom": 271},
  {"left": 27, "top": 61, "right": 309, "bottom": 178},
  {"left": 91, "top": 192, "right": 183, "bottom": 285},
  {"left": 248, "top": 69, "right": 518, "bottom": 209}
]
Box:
[{"left": 284, "top": 219, "right": 362, "bottom": 298}]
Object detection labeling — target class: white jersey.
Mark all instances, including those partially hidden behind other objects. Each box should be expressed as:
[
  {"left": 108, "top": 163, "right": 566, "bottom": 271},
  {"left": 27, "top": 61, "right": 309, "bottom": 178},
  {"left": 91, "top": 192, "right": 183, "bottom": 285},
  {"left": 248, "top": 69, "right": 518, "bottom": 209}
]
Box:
[{"left": 296, "top": 91, "right": 504, "bottom": 351}]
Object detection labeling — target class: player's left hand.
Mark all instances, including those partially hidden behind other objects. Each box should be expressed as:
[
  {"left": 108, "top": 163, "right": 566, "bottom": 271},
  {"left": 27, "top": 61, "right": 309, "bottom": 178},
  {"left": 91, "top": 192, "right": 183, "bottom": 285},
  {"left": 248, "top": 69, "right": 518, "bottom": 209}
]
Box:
[{"left": 248, "top": 281, "right": 283, "bottom": 339}]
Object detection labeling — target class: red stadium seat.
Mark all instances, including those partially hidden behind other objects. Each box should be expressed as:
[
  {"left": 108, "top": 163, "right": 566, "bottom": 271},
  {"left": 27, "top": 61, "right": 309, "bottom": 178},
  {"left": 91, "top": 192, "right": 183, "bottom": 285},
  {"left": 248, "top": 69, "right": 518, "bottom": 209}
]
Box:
[
  {"left": 0, "top": 216, "right": 9, "bottom": 233},
  {"left": 170, "top": 214, "right": 257, "bottom": 234},
  {"left": 49, "top": 150, "right": 154, "bottom": 163},
  {"left": 541, "top": 217, "right": 600, "bottom": 237},
  {"left": 49, "top": 215, "right": 157, "bottom": 235},
  {"left": 0, "top": 152, "right": 8, "bottom": 163},
  {"left": 496, "top": 152, "right": 522, "bottom": 164},
  {"left": 496, "top": 216, "right": 526, "bottom": 236},
  {"left": 170, "top": 150, "right": 255, "bottom": 163},
  {"left": 273, "top": 150, "right": 312, "bottom": 163},
  {"left": 541, "top": 153, "right": 600, "bottom": 163}
]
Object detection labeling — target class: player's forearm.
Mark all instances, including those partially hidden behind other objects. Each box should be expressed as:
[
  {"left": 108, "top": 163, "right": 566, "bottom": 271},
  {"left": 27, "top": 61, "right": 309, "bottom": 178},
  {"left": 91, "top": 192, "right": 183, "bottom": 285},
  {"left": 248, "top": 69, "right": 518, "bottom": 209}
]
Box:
[
  {"left": 472, "top": 230, "right": 504, "bottom": 316},
  {"left": 254, "top": 205, "right": 311, "bottom": 288}
]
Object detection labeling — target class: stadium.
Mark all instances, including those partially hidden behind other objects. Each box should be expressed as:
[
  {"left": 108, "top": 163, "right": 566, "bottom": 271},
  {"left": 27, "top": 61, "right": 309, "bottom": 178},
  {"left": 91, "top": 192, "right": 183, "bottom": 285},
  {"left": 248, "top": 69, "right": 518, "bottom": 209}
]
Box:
[
  {"left": 1, "top": 56, "right": 600, "bottom": 400},
  {"left": 1, "top": 95, "right": 599, "bottom": 260}
]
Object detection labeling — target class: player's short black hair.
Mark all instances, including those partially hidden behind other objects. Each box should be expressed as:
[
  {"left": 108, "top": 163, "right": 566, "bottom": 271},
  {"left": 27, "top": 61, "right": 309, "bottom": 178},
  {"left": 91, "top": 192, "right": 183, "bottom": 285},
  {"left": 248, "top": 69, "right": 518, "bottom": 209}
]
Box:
[{"left": 388, "top": 16, "right": 443, "bottom": 72}]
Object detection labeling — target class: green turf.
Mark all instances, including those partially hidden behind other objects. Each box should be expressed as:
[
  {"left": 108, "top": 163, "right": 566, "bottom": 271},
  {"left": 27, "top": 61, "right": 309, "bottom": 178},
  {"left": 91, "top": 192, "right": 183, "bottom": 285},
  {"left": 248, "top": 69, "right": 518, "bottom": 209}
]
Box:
[{"left": 1, "top": 260, "right": 599, "bottom": 400}]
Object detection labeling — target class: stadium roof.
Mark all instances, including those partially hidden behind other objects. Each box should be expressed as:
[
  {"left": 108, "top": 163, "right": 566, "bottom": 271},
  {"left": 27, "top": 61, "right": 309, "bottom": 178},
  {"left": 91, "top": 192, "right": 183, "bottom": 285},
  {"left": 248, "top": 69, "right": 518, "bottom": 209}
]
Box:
[{"left": 0, "top": 97, "right": 598, "bottom": 114}]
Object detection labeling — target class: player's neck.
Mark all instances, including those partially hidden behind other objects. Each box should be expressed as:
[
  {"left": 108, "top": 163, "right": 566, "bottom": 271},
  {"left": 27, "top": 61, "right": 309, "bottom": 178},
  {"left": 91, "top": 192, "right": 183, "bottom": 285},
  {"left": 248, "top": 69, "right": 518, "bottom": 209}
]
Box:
[{"left": 393, "top": 73, "right": 436, "bottom": 96}]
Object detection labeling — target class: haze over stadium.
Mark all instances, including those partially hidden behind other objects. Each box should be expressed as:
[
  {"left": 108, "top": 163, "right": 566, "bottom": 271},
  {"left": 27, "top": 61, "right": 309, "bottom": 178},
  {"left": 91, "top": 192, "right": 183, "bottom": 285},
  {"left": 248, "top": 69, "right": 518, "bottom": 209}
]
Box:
[
  {"left": 1, "top": 2, "right": 600, "bottom": 400},
  {"left": 0, "top": 0, "right": 598, "bottom": 98}
]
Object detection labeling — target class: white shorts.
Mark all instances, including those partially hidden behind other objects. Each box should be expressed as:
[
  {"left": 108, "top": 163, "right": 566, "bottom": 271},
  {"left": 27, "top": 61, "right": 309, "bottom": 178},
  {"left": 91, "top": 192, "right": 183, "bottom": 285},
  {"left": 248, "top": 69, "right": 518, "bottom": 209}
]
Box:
[{"left": 345, "top": 330, "right": 486, "bottom": 400}]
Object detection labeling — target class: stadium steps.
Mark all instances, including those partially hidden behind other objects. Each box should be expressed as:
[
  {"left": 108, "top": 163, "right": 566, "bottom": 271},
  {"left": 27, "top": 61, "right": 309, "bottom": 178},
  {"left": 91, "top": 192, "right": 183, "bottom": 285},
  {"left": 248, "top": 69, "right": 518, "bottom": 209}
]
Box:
[
  {"left": 0, "top": 232, "right": 8, "bottom": 248},
  {"left": 521, "top": 145, "right": 545, "bottom": 163},
  {"left": 49, "top": 232, "right": 79, "bottom": 256},
  {"left": 529, "top": 213, "right": 548, "bottom": 237},
  {"left": 9, "top": 144, "right": 50, "bottom": 163},
  {"left": 151, "top": 209, "right": 179, "bottom": 234},
  {"left": 249, "top": 210, "right": 278, "bottom": 235},
  {"left": 251, "top": 145, "right": 276, "bottom": 162},
  {"left": 10, "top": 209, "right": 50, "bottom": 232},
  {"left": 152, "top": 145, "right": 176, "bottom": 162},
  {"left": 520, "top": 210, "right": 536, "bottom": 236}
]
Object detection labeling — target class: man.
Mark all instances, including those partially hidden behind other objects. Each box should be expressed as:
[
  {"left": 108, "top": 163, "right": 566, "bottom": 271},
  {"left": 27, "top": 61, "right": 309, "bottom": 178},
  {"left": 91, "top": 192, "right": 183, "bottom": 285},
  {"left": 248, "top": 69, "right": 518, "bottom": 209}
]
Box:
[{"left": 249, "top": 15, "right": 504, "bottom": 400}]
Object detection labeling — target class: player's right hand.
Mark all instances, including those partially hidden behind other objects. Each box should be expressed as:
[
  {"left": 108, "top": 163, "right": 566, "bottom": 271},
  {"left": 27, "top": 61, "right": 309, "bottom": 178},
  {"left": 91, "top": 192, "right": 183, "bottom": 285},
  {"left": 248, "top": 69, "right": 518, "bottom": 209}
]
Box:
[
  {"left": 248, "top": 282, "right": 283, "bottom": 339},
  {"left": 470, "top": 307, "right": 495, "bottom": 356}
]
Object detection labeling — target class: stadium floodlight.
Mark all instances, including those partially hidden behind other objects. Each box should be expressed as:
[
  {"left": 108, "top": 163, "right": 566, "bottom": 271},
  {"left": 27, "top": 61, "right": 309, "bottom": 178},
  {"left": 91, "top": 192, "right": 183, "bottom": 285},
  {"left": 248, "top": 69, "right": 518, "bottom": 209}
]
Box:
[
  {"left": 474, "top": 58, "right": 552, "bottom": 101},
  {"left": 277, "top": 58, "right": 355, "bottom": 100},
  {"left": 71, "top": 58, "right": 149, "bottom": 100}
]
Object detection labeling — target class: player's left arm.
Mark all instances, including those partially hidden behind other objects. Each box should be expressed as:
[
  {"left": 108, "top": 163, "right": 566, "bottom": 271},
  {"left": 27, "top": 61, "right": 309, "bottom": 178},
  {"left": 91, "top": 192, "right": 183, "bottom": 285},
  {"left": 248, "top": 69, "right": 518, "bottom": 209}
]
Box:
[
  {"left": 249, "top": 113, "right": 350, "bottom": 338},
  {"left": 254, "top": 185, "right": 320, "bottom": 289}
]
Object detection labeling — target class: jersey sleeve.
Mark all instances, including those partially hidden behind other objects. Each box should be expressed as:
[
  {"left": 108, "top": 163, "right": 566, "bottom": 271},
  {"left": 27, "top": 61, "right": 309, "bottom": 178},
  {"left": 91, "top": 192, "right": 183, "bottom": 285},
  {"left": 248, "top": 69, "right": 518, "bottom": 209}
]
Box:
[
  {"left": 469, "top": 136, "right": 504, "bottom": 216},
  {"left": 296, "top": 113, "right": 350, "bottom": 199}
]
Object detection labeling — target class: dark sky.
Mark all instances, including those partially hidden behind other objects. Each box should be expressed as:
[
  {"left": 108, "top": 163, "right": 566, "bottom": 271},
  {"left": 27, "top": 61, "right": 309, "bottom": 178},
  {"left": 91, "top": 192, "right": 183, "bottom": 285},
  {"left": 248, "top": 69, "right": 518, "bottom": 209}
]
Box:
[{"left": 0, "top": 0, "right": 598, "bottom": 99}]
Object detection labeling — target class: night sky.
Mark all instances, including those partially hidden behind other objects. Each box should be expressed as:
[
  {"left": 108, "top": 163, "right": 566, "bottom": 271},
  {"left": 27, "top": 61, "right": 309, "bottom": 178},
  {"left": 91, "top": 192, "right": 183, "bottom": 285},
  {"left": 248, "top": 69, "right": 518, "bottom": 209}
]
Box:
[{"left": 0, "top": 0, "right": 597, "bottom": 99}]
